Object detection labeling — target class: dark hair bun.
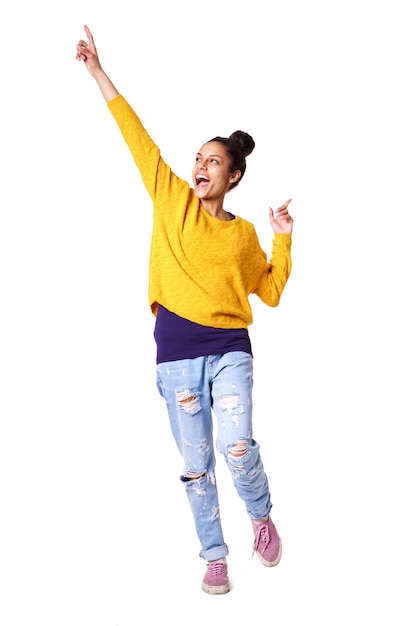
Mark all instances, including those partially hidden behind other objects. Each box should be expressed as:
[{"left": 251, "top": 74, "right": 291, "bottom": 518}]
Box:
[{"left": 229, "top": 131, "right": 255, "bottom": 157}]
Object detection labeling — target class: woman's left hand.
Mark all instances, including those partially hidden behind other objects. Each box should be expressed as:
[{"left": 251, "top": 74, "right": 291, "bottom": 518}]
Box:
[{"left": 269, "top": 199, "right": 293, "bottom": 234}]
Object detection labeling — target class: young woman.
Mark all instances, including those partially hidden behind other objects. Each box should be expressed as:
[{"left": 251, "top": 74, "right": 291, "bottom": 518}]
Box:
[{"left": 76, "top": 25, "right": 294, "bottom": 595}]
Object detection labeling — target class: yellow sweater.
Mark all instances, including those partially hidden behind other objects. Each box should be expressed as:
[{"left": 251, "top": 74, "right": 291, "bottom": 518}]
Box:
[{"left": 108, "top": 95, "right": 292, "bottom": 329}]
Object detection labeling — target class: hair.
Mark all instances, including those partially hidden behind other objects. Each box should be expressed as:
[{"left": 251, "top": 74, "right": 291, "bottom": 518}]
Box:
[{"left": 208, "top": 130, "right": 255, "bottom": 192}]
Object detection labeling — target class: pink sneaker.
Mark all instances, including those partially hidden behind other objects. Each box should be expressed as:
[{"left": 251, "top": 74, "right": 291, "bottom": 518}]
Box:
[
  {"left": 252, "top": 516, "right": 282, "bottom": 567},
  {"left": 201, "top": 560, "right": 230, "bottom": 595}
]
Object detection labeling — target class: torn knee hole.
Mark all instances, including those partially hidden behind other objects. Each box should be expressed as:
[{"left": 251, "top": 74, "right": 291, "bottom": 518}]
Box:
[
  {"left": 228, "top": 440, "right": 248, "bottom": 459},
  {"left": 175, "top": 389, "right": 200, "bottom": 413},
  {"left": 181, "top": 470, "right": 207, "bottom": 482},
  {"left": 219, "top": 394, "right": 239, "bottom": 410}
]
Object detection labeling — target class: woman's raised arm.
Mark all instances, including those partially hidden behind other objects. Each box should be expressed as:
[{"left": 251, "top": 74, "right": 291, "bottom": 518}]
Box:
[{"left": 76, "top": 25, "right": 119, "bottom": 103}]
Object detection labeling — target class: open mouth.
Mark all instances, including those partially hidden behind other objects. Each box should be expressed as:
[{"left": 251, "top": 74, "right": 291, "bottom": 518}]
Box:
[{"left": 195, "top": 174, "right": 209, "bottom": 187}]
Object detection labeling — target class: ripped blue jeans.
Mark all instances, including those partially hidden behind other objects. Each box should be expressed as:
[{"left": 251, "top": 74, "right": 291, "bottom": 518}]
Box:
[{"left": 156, "top": 352, "right": 273, "bottom": 561}]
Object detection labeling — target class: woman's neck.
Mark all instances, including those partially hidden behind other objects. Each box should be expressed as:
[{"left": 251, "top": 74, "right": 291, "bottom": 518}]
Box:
[{"left": 201, "top": 198, "right": 232, "bottom": 221}]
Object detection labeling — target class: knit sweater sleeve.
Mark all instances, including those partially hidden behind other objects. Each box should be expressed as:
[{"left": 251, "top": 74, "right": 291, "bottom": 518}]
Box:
[
  {"left": 107, "top": 94, "right": 188, "bottom": 204},
  {"left": 253, "top": 233, "right": 292, "bottom": 307}
]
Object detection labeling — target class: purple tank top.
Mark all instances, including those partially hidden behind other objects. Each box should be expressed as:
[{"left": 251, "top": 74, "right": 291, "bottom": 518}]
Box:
[{"left": 154, "top": 304, "right": 252, "bottom": 364}]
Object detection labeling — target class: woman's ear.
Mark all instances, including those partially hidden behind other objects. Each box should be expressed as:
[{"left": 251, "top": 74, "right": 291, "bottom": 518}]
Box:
[{"left": 229, "top": 170, "right": 241, "bottom": 183}]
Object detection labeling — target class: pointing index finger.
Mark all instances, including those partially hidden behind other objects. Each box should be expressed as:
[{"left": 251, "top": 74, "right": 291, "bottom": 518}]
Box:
[
  {"left": 275, "top": 199, "right": 292, "bottom": 213},
  {"left": 84, "top": 24, "right": 93, "bottom": 44}
]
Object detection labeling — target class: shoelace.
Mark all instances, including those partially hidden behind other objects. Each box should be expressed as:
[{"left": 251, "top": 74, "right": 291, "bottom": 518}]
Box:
[
  {"left": 252, "top": 523, "right": 270, "bottom": 556},
  {"left": 207, "top": 562, "right": 225, "bottom": 577}
]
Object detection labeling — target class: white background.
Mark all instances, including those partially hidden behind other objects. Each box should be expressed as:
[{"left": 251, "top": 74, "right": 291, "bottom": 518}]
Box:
[{"left": 1, "top": 1, "right": 416, "bottom": 624}]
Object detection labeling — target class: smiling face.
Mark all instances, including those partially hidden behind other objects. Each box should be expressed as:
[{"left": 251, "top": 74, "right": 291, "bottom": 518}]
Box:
[{"left": 192, "top": 141, "right": 241, "bottom": 202}]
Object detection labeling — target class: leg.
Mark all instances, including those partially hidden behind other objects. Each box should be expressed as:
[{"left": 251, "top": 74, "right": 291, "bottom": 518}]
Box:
[
  {"left": 156, "top": 357, "right": 229, "bottom": 562},
  {"left": 210, "top": 352, "right": 273, "bottom": 520},
  {"left": 210, "top": 351, "right": 282, "bottom": 566}
]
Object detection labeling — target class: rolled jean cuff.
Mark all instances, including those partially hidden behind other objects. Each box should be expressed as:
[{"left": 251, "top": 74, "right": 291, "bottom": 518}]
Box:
[{"left": 199, "top": 543, "right": 229, "bottom": 562}]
